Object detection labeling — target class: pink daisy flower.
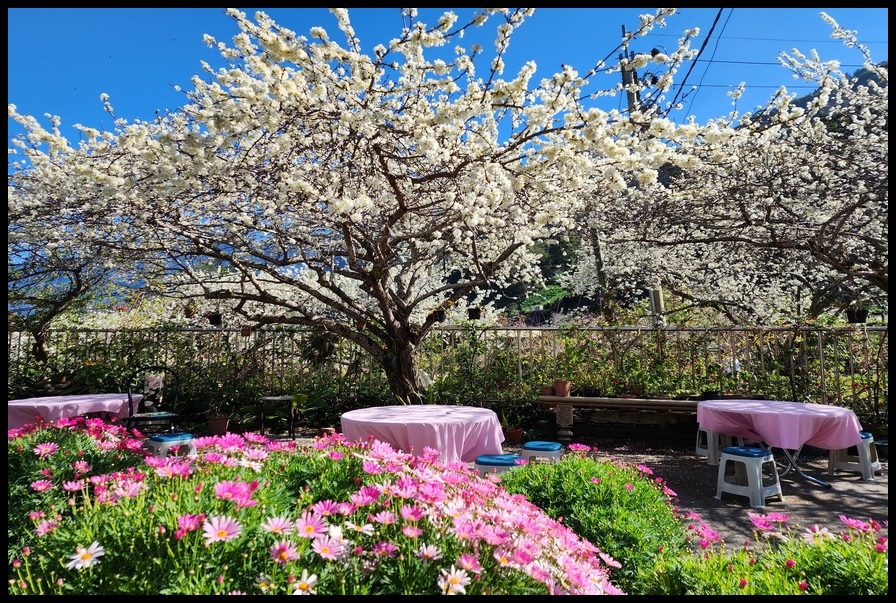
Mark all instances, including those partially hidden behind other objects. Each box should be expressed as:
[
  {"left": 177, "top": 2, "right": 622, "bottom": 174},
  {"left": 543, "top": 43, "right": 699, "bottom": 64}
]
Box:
[
  {"left": 311, "top": 500, "right": 340, "bottom": 517},
  {"left": 269, "top": 539, "right": 299, "bottom": 566},
  {"left": 33, "top": 442, "right": 59, "bottom": 458},
  {"left": 295, "top": 510, "right": 329, "bottom": 539},
  {"left": 261, "top": 515, "right": 294, "bottom": 535},
  {"left": 311, "top": 534, "right": 345, "bottom": 560},
  {"left": 202, "top": 515, "right": 242, "bottom": 544},
  {"left": 30, "top": 480, "right": 54, "bottom": 492},
  {"left": 417, "top": 543, "right": 442, "bottom": 562}
]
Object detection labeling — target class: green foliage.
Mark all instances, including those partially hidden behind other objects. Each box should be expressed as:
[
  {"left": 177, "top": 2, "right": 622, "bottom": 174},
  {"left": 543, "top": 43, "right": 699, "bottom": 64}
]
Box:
[
  {"left": 521, "top": 285, "right": 569, "bottom": 312},
  {"left": 498, "top": 448, "right": 691, "bottom": 594},
  {"left": 8, "top": 417, "right": 887, "bottom": 595},
  {"left": 422, "top": 324, "right": 543, "bottom": 407},
  {"left": 645, "top": 517, "right": 888, "bottom": 595},
  {"left": 486, "top": 398, "right": 550, "bottom": 429},
  {"left": 8, "top": 325, "right": 889, "bottom": 427}
]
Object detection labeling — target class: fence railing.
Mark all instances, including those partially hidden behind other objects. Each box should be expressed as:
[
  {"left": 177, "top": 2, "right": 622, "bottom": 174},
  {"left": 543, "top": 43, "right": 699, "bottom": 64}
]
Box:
[{"left": 7, "top": 325, "right": 889, "bottom": 424}]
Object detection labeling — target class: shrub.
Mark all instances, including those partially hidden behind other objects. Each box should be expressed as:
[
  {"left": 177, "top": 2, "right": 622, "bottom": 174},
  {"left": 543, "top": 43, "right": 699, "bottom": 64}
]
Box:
[
  {"left": 8, "top": 420, "right": 886, "bottom": 595},
  {"left": 7, "top": 417, "right": 148, "bottom": 564},
  {"left": 645, "top": 512, "right": 888, "bottom": 595},
  {"left": 498, "top": 445, "right": 691, "bottom": 594}
]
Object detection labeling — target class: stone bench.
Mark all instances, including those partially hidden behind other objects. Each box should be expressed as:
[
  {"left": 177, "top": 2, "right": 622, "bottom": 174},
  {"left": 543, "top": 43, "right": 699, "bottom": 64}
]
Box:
[{"left": 537, "top": 395, "right": 699, "bottom": 440}]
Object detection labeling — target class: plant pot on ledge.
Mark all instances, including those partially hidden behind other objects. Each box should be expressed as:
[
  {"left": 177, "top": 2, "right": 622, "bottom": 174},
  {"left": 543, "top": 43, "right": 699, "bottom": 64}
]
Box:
[
  {"left": 846, "top": 307, "right": 869, "bottom": 324},
  {"left": 553, "top": 379, "right": 572, "bottom": 397}
]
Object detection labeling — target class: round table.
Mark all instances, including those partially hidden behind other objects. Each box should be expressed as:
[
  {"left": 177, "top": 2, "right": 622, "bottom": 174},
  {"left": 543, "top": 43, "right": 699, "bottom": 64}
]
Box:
[
  {"left": 697, "top": 399, "right": 862, "bottom": 451},
  {"left": 8, "top": 393, "right": 142, "bottom": 430},
  {"left": 340, "top": 404, "right": 504, "bottom": 464},
  {"left": 697, "top": 399, "right": 863, "bottom": 488}
]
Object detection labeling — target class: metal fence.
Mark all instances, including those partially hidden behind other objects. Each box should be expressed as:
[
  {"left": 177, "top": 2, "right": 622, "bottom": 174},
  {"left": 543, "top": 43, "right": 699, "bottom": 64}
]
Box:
[{"left": 7, "top": 325, "right": 889, "bottom": 424}]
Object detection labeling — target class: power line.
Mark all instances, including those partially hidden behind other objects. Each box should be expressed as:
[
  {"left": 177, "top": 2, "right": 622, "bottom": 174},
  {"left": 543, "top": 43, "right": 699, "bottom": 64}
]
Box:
[
  {"left": 667, "top": 8, "right": 728, "bottom": 115},
  {"left": 647, "top": 32, "right": 889, "bottom": 45}
]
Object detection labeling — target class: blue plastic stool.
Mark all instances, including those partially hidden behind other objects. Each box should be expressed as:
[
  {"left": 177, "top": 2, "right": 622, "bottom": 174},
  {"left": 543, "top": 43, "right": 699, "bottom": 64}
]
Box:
[
  {"left": 522, "top": 440, "right": 563, "bottom": 463},
  {"left": 716, "top": 446, "right": 784, "bottom": 509},
  {"left": 145, "top": 432, "right": 196, "bottom": 457},
  {"left": 474, "top": 453, "right": 523, "bottom": 476}
]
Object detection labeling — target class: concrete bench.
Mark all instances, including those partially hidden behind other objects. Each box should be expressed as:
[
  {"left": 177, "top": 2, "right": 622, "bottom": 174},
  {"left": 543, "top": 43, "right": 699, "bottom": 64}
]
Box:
[{"left": 537, "top": 395, "right": 699, "bottom": 440}]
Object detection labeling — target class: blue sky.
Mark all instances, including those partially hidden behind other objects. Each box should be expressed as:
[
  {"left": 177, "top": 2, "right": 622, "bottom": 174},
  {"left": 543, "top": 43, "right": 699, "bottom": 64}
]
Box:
[{"left": 7, "top": 8, "right": 889, "bottom": 142}]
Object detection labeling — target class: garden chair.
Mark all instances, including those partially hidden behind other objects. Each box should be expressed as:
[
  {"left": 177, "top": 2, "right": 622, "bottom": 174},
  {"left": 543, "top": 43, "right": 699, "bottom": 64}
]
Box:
[{"left": 123, "top": 365, "right": 182, "bottom": 434}]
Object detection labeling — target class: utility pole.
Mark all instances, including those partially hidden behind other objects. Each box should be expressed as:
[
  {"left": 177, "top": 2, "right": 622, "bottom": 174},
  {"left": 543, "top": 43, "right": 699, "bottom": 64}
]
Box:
[
  {"left": 621, "top": 26, "right": 665, "bottom": 327},
  {"left": 619, "top": 26, "right": 642, "bottom": 116}
]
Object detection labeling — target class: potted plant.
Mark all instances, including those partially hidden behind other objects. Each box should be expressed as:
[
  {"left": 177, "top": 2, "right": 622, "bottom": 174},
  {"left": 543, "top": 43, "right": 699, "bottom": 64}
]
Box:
[
  {"left": 503, "top": 425, "right": 524, "bottom": 444},
  {"left": 206, "top": 414, "right": 231, "bottom": 435},
  {"left": 494, "top": 403, "right": 525, "bottom": 444},
  {"left": 183, "top": 302, "right": 198, "bottom": 318},
  {"left": 204, "top": 393, "right": 235, "bottom": 435},
  {"left": 846, "top": 305, "right": 869, "bottom": 324}
]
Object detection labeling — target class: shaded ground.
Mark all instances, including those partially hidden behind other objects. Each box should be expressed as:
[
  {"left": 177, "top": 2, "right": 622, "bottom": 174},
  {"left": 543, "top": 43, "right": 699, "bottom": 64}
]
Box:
[{"left": 288, "top": 408, "right": 887, "bottom": 547}]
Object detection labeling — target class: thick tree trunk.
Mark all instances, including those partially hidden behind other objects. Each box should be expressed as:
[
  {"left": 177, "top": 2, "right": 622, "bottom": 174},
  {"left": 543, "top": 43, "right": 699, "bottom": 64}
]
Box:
[
  {"left": 30, "top": 326, "right": 51, "bottom": 365},
  {"left": 381, "top": 335, "right": 425, "bottom": 404}
]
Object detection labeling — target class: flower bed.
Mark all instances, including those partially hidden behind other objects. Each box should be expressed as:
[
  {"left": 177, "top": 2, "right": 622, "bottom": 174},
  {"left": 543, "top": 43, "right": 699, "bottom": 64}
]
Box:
[{"left": 7, "top": 417, "right": 888, "bottom": 595}]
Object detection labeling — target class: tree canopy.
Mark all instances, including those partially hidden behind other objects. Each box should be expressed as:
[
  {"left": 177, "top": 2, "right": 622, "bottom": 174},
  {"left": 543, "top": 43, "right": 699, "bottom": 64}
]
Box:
[{"left": 8, "top": 9, "right": 887, "bottom": 401}]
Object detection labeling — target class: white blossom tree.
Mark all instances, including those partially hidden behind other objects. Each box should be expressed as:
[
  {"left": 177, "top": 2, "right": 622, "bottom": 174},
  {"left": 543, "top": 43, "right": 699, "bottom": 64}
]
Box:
[
  {"left": 10, "top": 8, "right": 705, "bottom": 402},
  {"left": 563, "top": 13, "right": 887, "bottom": 324}
]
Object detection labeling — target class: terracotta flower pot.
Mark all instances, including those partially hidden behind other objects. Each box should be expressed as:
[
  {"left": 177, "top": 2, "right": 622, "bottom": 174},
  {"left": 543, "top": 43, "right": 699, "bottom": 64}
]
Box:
[
  {"left": 206, "top": 415, "right": 231, "bottom": 435},
  {"left": 553, "top": 379, "right": 572, "bottom": 397},
  {"left": 503, "top": 426, "right": 524, "bottom": 444}
]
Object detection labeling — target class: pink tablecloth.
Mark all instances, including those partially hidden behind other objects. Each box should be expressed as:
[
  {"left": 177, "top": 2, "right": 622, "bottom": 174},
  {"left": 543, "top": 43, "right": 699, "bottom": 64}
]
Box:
[
  {"left": 340, "top": 404, "right": 504, "bottom": 464},
  {"left": 8, "top": 393, "right": 140, "bottom": 430},
  {"left": 697, "top": 399, "right": 863, "bottom": 451}
]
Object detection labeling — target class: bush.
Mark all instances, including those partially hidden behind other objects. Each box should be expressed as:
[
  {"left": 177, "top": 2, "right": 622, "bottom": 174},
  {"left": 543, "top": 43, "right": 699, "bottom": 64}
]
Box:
[
  {"left": 497, "top": 445, "right": 691, "bottom": 593},
  {"left": 645, "top": 513, "right": 888, "bottom": 594},
  {"left": 496, "top": 447, "right": 888, "bottom": 595},
  {"left": 8, "top": 420, "right": 886, "bottom": 595},
  {"left": 7, "top": 417, "right": 148, "bottom": 564}
]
